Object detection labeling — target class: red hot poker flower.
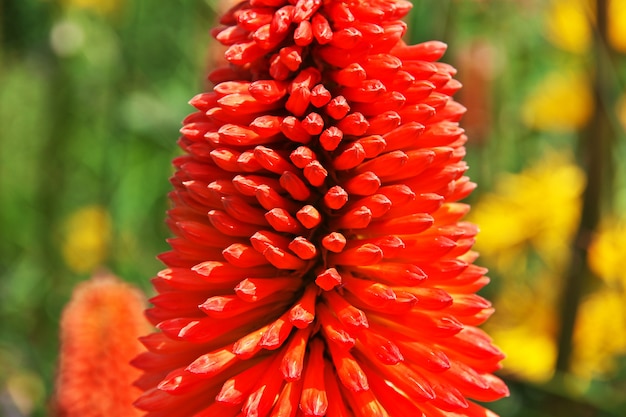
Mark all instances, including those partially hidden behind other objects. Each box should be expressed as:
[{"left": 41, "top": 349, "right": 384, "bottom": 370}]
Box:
[
  {"left": 134, "top": 0, "right": 508, "bottom": 416},
  {"left": 54, "top": 272, "right": 148, "bottom": 417}
]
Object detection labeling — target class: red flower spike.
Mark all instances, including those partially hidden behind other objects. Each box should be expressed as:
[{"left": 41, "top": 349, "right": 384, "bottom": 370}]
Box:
[{"left": 136, "top": 1, "right": 507, "bottom": 416}]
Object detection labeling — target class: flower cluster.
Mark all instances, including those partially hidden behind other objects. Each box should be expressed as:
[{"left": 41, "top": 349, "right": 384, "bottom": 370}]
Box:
[
  {"left": 134, "top": 0, "right": 508, "bottom": 415},
  {"left": 54, "top": 273, "right": 147, "bottom": 417}
]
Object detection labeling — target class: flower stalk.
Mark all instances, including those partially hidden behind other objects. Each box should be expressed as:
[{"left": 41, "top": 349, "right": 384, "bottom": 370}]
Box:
[{"left": 555, "top": 0, "right": 615, "bottom": 373}]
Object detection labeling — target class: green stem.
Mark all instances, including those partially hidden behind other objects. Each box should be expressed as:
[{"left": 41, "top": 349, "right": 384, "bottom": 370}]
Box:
[{"left": 554, "top": 0, "right": 612, "bottom": 373}]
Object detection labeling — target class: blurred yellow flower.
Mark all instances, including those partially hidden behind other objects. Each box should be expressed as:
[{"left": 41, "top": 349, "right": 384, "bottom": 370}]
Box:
[
  {"left": 545, "top": 0, "right": 592, "bottom": 54},
  {"left": 61, "top": 205, "right": 111, "bottom": 273},
  {"left": 522, "top": 71, "right": 593, "bottom": 132},
  {"left": 546, "top": 0, "right": 626, "bottom": 53},
  {"left": 588, "top": 218, "right": 626, "bottom": 288},
  {"left": 608, "top": 0, "right": 626, "bottom": 53},
  {"left": 573, "top": 289, "right": 626, "bottom": 379},
  {"left": 472, "top": 153, "right": 586, "bottom": 382},
  {"left": 492, "top": 327, "right": 557, "bottom": 382},
  {"left": 474, "top": 151, "right": 626, "bottom": 382},
  {"left": 490, "top": 284, "right": 558, "bottom": 382},
  {"left": 471, "top": 152, "right": 584, "bottom": 272}
]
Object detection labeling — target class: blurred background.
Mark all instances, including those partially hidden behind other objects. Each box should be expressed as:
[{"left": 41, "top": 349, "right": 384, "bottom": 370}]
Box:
[{"left": 1, "top": 0, "right": 625, "bottom": 416}]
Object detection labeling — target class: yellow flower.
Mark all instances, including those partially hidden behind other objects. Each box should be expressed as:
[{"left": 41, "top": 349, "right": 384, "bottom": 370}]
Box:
[
  {"left": 588, "top": 218, "right": 626, "bottom": 288},
  {"left": 545, "top": 0, "right": 626, "bottom": 53},
  {"left": 492, "top": 328, "right": 557, "bottom": 382},
  {"left": 472, "top": 152, "right": 585, "bottom": 382},
  {"left": 545, "top": 0, "right": 592, "bottom": 54},
  {"left": 489, "top": 289, "right": 558, "bottom": 383},
  {"left": 470, "top": 152, "right": 585, "bottom": 272},
  {"left": 61, "top": 205, "right": 111, "bottom": 273},
  {"left": 521, "top": 70, "right": 593, "bottom": 132},
  {"left": 572, "top": 289, "right": 626, "bottom": 379},
  {"left": 608, "top": 0, "right": 626, "bottom": 52}
]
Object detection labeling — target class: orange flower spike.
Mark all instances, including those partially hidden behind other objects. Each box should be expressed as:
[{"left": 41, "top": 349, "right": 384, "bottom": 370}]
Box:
[
  {"left": 136, "top": 0, "right": 508, "bottom": 415},
  {"left": 55, "top": 273, "right": 148, "bottom": 417}
]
